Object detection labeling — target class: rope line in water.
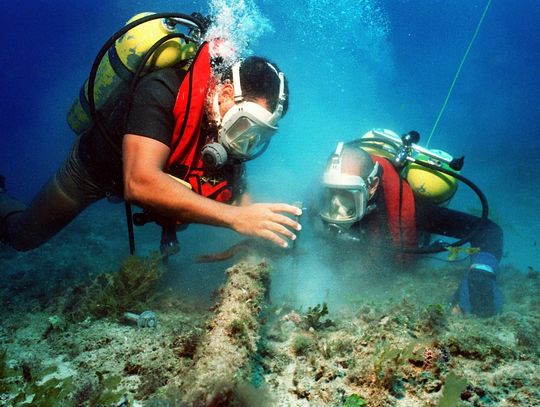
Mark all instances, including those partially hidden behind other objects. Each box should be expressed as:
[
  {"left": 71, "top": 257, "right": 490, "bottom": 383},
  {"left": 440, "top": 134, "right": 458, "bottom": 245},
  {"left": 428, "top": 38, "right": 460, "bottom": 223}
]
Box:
[{"left": 426, "top": 0, "right": 493, "bottom": 148}]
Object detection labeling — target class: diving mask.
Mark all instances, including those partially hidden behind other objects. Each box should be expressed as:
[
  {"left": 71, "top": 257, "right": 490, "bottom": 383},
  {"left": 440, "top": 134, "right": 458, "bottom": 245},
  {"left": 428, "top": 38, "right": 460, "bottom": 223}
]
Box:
[
  {"left": 216, "top": 61, "right": 286, "bottom": 160},
  {"left": 319, "top": 142, "right": 379, "bottom": 228}
]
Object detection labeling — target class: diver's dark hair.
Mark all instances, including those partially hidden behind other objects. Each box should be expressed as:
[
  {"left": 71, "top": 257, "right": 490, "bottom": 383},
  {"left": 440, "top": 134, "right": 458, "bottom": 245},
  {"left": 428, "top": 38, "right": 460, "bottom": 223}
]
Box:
[{"left": 222, "top": 56, "right": 289, "bottom": 115}]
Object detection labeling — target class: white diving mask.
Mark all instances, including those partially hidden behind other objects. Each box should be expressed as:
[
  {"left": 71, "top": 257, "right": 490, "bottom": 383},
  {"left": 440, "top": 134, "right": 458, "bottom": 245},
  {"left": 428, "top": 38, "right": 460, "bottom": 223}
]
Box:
[
  {"left": 319, "top": 142, "right": 379, "bottom": 228},
  {"left": 216, "top": 61, "right": 286, "bottom": 160}
]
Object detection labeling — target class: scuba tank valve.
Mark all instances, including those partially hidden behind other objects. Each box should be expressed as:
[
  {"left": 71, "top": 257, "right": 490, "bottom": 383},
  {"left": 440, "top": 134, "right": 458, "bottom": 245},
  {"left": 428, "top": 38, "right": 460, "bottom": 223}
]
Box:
[
  {"left": 358, "top": 129, "right": 489, "bottom": 254},
  {"left": 393, "top": 130, "right": 420, "bottom": 168},
  {"left": 67, "top": 12, "right": 203, "bottom": 135},
  {"left": 369, "top": 129, "right": 464, "bottom": 206},
  {"left": 371, "top": 129, "right": 464, "bottom": 171}
]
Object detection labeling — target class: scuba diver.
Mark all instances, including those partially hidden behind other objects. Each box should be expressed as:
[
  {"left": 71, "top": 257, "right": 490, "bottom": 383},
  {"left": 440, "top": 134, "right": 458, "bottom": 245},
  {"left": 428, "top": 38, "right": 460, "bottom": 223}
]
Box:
[
  {"left": 0, "top": 12, "right": 301, "bottom": 256},
  {"left": 317, "top": 129, "right": 503, "bottom": 317}
]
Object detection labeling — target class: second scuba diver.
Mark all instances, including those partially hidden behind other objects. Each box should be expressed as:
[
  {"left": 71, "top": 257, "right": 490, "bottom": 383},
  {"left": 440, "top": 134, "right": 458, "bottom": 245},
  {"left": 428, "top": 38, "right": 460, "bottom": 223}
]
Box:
[{"left": 316, "top": 130, "right": 503, "bottom": 317}]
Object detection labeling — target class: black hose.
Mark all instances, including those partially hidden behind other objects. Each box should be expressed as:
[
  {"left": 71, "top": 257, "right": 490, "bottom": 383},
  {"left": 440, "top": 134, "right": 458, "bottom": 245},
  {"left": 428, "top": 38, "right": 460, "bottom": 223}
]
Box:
[
  {"left": 82, "top": 13, "right": 204, "bottom": 254},
  {"left": 86, "top": 12, "right": 204, "bottom": 155},
  {"left": 128, "top": 33, "right": 192, "bottom": 95},
  {"left": 122, "top": 32, "right": 192, "bottom": 132},
  {"left": 124, "top": 201, "right": 135, "bottom": 254},
  {"left": 403, "top": 158, "right": 489, "bottom": 254}
]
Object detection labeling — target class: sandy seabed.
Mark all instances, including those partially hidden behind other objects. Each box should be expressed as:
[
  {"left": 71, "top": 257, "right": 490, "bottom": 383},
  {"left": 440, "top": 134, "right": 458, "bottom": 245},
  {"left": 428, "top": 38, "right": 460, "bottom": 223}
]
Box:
[{"left": 0, "top": 204, "right": 539, "bottom": 406}]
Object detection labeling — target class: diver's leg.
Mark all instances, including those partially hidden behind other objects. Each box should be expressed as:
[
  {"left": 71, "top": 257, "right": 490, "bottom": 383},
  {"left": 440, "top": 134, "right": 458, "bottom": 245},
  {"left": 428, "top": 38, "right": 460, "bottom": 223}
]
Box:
[
  {"left": 416, "top": 202, "right": 503, "bottom": 259},
  {"left": 0, "top": 138, "right": 105, "bottom": 251},
  {"left": 416, "top": 202, "right": 504, "bottom": 315}
]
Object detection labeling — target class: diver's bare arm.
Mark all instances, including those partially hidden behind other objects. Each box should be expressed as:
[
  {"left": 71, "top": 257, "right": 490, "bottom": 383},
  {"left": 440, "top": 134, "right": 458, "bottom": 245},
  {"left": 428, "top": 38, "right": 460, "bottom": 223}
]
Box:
[{"left": 122, "top": 134, "right": 301, "bottom": 247}]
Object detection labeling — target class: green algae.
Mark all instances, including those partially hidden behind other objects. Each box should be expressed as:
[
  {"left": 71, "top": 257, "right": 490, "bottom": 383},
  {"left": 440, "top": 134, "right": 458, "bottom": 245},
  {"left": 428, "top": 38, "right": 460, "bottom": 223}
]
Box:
[
  {"left": 420, "top": 303, "right": 448, "bottom": 335},
  {"left": 0, "top": 348, "right": 126, "bottom": 406},
  {"left": 343, "top": 393, "right": 367, "bottom": 406},
  {"left": 438, "top": 372, "right": 467, "bottom": 407},
  {"left": 304, "top": 302, "right": 333, "bottom": 330},
  {"left": 446, "top": 246, "right": 480, "bottom": 261},
  {"left": 0, "top": 350, "right": 74, "bottom": 406},
  {"left": 291, "top": 334, "right": 315, "bottom": 356},
  {"left": 65, "top": 253, "right": 165, "bottom": 321}
]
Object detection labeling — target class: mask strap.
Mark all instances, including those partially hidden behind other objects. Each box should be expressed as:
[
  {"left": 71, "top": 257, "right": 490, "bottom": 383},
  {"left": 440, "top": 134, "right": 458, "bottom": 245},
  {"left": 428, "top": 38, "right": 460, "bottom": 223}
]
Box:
[
  {"left": 266, "top": 63, "right": 286, "bottom": 125},
  {"left": 365, "top": 161, "right": 380, "bottom": 212},
  {"left": 231, "top": 62, "right": 243, "bottom": 102},
  {"left": 212, "top": 89, "right": 222, "bottom": 127},
  {"left": 366, "top": 161, "right": 379, "bottom": 185},
  {"left": 328, "top": 142, "right": 345, "bottom": 174}
]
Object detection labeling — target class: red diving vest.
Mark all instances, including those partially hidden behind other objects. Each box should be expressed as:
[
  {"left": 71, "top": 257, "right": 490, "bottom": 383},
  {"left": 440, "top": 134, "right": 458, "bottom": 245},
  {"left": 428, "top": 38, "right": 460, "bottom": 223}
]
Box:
[
  {"left": 371, "top": 156, "right": 417, "bottom": 249},
  {"left": 166, "top": 42, "right": 236, "bottom": 203}
]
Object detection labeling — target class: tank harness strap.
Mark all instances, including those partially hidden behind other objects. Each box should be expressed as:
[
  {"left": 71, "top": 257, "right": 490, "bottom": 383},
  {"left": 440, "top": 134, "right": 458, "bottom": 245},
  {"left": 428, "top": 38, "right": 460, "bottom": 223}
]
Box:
[
  {"left": 78, "top": 85, "right": 90, "bottom": 116},
  {"left": 108, "top": 45, "right": 135, "bottom": 82}
]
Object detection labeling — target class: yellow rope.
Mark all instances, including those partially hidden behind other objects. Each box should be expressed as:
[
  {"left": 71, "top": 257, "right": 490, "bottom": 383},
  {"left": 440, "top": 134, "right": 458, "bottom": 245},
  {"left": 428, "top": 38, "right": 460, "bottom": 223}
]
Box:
[{"left": 426, "top": 0, "right": 493, "bottom": 148}]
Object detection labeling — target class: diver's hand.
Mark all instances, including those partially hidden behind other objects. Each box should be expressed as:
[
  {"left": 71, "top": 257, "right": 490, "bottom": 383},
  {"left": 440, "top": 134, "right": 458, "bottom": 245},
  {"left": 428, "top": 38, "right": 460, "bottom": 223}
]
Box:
[{"left": 229, "top": 203, "right": 302, "bottom": 248}]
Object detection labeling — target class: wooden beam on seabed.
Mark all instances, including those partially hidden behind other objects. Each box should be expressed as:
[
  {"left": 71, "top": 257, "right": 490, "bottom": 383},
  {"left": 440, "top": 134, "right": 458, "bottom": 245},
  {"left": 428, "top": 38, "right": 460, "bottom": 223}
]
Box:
[{"left": 175, "top": 260, "right": 271, "bottom": 406}]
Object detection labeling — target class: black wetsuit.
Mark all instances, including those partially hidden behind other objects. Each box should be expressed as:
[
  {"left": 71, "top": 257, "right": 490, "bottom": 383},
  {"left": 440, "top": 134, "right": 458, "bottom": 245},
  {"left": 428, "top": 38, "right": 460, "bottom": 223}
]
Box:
[
  {"left": 319, "top": 175, "right": 503, "bottom": 272},
  {"left": 78, "top": 68, "right": 187, "bottom": 196},
  {"left": 415, "top": 200, "right": 502, "bottom": 260},
  {"left": 0, "top": 68, "right": 187, "bottom": 250}
]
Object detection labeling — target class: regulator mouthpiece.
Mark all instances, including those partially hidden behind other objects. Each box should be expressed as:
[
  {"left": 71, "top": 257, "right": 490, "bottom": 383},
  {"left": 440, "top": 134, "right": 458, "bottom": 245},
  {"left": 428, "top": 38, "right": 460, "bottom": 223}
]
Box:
[{"left": 202, "top": 142, "right": 228, "bottom": 168}]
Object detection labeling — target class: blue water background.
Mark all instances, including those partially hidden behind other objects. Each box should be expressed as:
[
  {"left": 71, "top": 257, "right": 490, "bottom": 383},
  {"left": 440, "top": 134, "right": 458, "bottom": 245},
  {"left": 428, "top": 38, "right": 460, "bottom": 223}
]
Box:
[{"left": 0, "top": 1, "right": 539, "bottom": 304}]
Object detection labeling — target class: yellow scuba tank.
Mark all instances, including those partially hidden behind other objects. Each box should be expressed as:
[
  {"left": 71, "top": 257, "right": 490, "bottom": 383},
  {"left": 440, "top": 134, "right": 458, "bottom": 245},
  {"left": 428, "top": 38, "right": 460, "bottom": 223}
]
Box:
[
  {"left": 358, "top": 129, "right": 459, "bottom": 206},
  {"left": 67, "top": 12, "right": 198, "bottom": 135},
  {"left": 404, "top": 150, "right": 459, "bottom": 206}
]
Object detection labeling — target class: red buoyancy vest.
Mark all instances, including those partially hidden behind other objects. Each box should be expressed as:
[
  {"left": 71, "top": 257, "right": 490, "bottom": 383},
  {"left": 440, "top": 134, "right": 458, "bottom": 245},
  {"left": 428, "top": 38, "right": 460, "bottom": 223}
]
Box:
[
  {"left": 166, "top": 42, "right": 234, "bottom": 203},
  {"left": 371, "top": 156, "right": 417, "bottom": 249}
]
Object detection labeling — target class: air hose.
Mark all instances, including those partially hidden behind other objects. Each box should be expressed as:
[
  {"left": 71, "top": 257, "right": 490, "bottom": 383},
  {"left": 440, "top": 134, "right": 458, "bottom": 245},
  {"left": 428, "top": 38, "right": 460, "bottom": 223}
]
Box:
[
  {"left": 83, "top": 12, "right": 204, "bottom": 254},
  {"left": 366, "top": 129, "right": 490, "bottom": 255},
  {"left": 86, "top": 12, "right": 204, "bottom": 155},
  {"left": 402, "top": 158, "right": 489, "bottom": 254}
]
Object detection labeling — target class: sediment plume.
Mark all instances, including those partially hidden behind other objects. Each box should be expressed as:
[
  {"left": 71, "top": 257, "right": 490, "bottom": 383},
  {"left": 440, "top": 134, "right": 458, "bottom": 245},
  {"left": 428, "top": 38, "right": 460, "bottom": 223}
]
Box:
[{"left": 176, "top": 260, "right": 270, "bottom": 406}]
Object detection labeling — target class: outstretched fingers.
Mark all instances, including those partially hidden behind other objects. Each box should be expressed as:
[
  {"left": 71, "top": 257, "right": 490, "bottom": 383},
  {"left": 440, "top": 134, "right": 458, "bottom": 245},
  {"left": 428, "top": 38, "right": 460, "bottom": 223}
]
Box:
[
  {"left": 262, "top": 219, "right": 297, "bottom": 248},
  {"left": 269, "top": 203, "right": 303, "bottom": 217},
  {"left": 231, "top": 203, "right": 303, "bottom": 248},
  {"left": 263, "top": 205, "right": 302, "bottom": 248}
]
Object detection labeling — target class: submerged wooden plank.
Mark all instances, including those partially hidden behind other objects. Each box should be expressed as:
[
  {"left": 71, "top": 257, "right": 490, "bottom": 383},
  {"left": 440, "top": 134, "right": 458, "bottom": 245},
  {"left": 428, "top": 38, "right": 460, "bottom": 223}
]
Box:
[{"left": 176, "top": 260, "right": 270, "bottom": 406}]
